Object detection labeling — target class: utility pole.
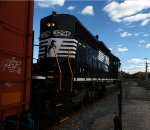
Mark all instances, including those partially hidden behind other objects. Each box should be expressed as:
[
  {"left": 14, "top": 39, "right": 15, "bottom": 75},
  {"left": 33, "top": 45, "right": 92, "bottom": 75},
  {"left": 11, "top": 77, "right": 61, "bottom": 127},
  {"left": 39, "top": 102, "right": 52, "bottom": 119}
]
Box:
[{"left": 144, "top": 58, "right": 148, "bottom": 81}]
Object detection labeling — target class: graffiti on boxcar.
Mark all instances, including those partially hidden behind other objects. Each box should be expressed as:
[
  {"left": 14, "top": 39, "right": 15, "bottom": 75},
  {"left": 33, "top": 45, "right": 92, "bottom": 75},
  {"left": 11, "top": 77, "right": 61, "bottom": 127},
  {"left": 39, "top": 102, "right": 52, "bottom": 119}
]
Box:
[
  {"left": 0, "top": 57, "right": 22, "bottom": 74},
  {"left": 4, "top": 81, "right": 16, "bottom": 87}
]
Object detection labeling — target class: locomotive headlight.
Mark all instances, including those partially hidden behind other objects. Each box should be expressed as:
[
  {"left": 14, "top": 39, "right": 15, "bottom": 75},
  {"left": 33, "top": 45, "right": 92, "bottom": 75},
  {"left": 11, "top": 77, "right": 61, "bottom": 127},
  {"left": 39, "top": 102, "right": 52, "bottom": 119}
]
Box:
[
  {"left": 51, "top": 23, "right": 55, "bottom": 27},
  {"left": 47, "top": 22, "right": 55, "bottom": 27},
  {"left": 47, "top": 23, "right": 51, "bottom": 27}
]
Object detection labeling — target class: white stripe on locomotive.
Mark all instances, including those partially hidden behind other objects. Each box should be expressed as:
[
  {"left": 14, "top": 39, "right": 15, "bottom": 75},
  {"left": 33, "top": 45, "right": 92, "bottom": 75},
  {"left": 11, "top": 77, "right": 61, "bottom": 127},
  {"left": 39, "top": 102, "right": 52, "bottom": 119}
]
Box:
[{"left": 39, "top": 38, "right": 78, "bottom": 58}]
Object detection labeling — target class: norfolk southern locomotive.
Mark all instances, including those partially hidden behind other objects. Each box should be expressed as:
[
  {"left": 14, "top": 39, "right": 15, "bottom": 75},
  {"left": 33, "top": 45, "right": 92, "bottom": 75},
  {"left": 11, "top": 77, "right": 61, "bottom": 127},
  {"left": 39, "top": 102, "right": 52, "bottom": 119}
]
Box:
[{"left": 31, "top": 12, "right": 120, "bottom": 123}]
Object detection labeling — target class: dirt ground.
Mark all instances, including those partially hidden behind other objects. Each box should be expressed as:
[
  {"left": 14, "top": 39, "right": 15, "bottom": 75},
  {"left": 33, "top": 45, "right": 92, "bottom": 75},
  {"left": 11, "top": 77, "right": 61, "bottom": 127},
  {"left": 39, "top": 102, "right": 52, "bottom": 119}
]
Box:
[{"left": 91, "top": 80, "right": 150, "bottom": 130}]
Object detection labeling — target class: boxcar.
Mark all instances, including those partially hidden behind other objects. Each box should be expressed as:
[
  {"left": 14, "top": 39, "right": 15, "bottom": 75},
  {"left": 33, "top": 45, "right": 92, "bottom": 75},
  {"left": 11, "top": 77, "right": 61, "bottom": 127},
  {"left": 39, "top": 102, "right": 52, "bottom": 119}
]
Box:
[{"left": 0, "top": 1, "right": 34, "bottom": 120}]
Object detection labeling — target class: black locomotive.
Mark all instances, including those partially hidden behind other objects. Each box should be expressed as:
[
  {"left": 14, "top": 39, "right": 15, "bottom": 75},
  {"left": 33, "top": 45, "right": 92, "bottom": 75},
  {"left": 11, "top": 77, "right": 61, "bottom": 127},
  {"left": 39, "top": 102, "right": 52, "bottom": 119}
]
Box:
[{"left": 31, "top": 12, "right": 121, "bottom": 124}]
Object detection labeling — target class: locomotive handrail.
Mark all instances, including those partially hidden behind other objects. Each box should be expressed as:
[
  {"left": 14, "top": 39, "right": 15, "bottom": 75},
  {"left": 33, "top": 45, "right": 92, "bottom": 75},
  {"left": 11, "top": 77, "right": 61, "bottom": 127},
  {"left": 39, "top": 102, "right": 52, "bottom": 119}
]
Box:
[
  {"left": 68, "top": 49, "right": 73, "bottom": 92},
  {"left": 52, "top": 46, "right": 62, "bottom": 90}
]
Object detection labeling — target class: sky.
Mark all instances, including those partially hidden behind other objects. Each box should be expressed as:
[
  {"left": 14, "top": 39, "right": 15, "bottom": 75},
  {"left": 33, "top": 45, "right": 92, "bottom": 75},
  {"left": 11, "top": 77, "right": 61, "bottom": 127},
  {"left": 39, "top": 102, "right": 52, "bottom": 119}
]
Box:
[{"left": 33, "top": 0, "right": 150, "bottom": 74}]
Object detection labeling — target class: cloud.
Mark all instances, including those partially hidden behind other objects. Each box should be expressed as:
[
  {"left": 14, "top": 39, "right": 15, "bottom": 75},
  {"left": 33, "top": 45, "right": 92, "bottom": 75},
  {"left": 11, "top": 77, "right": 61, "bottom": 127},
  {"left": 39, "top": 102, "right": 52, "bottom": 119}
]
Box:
[
  {"left": 139, "top": 40, "right": 145, "bottom": 43},
  {"left": 127, "top": 25, "right": 136, "bottom": 28},
  {"left": 138, "top": 43, "right": 150, "bottom": 48},
  {"left": 127, "top": 58, "right": 144, "bottom": 63},
  {"left": 140, "top": 19, "right": 150, "bottom": 26},
  {"left": 67, "top": 6, "right": 76, "bottom": 10},
  {"left": 146, "top": 44, "right": 150, "bottom": 48},
  {"left": 37, "top": 0, "right": 65, "bottom": 8},
  {"left": 138, "top": 44, "right": 142, "bottom": 47},
  {"left": 120, "top": 32, "right": 132, "bottom": 37},
  {"left": 81, "top": 6, "right": 94, "bottom": 16},
  {"left": 133, "top": 32, "right": 143, "bottom": 37},
  {"left": 134, "top": 33, "right": 139, "bottom": 36},
  {"left": 115, "top": 28, "right": 123, "bottom": 32},
  {"left": 123, "top": 13, "right": 150, "bottom": 22},
  {"left": 117, "top": 47, "right": 128, "bottom": 52},
  {"left": 117, "top": 45, "right": 124, "bottom": 47},
  {"left": 122, "top": 65, "right": 145, "bottom": 74},
  {"left": 143, "top": 34, "right": 149, "bottom": 37},
  {"left": 123, "top": 58, "right": 150, "bottom": 73},
  {"left": 134, "top": 32, "right": 143, "bottom": 36},
  {"left": 106, "top": 0, "right": 113, "bottom": 3},
  {"left": 103, "top": 0, "right": 150, "bottom": 26}
]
